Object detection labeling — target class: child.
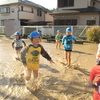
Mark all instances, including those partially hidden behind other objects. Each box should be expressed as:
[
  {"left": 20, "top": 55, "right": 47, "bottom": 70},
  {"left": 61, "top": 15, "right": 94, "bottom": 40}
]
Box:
[
  {"left": 62, "top": 27, "right": 76, "bottom": 66},
  {"left": 20, "top": 31, "right": 54, "bottom": 90},
  {"left": 38, "top": 29, "right": 42, "bottom": 37},
  {"left": 96, "top": 43, "right": 100, "bottom": 63},
  {"left": 55, "top": 30, "right": 61, "bottom": 49},
  {"left": 12, "top": 32, "right": 26, "bottom": 59},
  {"left": 89, "top": 60, "right": 100, "bottom": 100}
]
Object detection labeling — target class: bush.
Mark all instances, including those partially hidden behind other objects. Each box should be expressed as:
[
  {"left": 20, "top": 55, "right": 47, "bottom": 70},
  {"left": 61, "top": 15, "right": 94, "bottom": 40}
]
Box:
[{"left": 86, "top": 26, "right": 100, "bottom": 42}]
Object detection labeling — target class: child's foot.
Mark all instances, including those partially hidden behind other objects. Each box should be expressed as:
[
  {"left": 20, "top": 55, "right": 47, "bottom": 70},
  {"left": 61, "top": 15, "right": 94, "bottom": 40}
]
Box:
[
  {"left": 20, "top": 72, "right": 24, "bottom": 78},
  {"left": 66, "top": 63, "right": 71, "bottom": 68},
  {"left": 34, "top": 86, "right": 39, "bottom": 91},
  {"left": 15, "top": 57, "right": 19, "bottom": 59},
  {"left": 66, "top": 63, "right": 69, "bottom": 65}
]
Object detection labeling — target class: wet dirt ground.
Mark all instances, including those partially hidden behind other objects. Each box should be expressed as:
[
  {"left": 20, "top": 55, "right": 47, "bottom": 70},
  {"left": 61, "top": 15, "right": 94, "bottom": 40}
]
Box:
[{"left": 0, "top": 37, "right": 98, "bottom": 100}]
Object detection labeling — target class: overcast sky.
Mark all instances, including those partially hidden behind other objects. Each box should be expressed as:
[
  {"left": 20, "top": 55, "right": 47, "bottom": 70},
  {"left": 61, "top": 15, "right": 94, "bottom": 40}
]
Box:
[{"left": 0, "top": 0, "right": 57, "bottom": 9}]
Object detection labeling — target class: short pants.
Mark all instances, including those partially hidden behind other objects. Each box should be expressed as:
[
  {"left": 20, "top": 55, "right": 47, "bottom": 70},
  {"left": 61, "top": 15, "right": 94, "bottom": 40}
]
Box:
[
  {"left": 65, "top": 50, "right": 72, "bottom": 52},
  {"left": 15, "top": 46, "right": 23, "bottom": 50}
]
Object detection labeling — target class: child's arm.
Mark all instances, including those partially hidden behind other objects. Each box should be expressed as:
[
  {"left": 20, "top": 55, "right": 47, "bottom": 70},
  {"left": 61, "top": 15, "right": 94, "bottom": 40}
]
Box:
[
  {"left": 22, "top": 40, "right": 26, "bottom": 47},
  {"left": 88, "top": 67, "right": 98, "bottom": 87},
  {"left": 62, "top": 36, "right": 65, "bottom": 45},
  {"left": 89, "top": 75, "right": 100, "bottom": 88},
  {"left": 72, "top": 35, "right": 76, "bottom": 42},
  {"left": 55, "top": 35, "right": 57, "bottom": 40},
  {"left": 88, "top": 81, "right": 97, "bottom": 88},
  {"left": 12, "top": 40, "right": 14, "bottom": 49},
  {"left": 20, "top": 47, "right": 28, "bottom": 66},
  {"left": 40, "top": 45, "right": 54, "bottom": 63}
]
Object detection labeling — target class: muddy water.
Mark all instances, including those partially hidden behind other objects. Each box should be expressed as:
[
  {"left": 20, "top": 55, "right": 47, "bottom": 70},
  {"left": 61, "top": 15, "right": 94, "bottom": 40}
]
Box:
[{"left": 0, "top": 38, "right": 98, "bottom": 100}]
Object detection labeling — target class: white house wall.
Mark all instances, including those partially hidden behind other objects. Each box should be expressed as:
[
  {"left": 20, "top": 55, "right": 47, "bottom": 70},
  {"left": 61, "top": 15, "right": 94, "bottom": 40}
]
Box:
[
  {"left": 78, "top": 13, "right": 99, "bottom": 25},
  {"left": 19, "top": 12, "right": 34, "bottom": 20},
  {"left": 0, "top": 4, "right": 18, "bottom": 24},
  {"left": 0, "top": 2, "right": 53, "bottom": 25},
  {"left": 33, "top": 9, "right": 45, "bottom": 22},
  {"left": 45, "top": 12, "right": 53, "bottom": 21},
  {"left": 94, "top": 2, "right": 100, "bottom": 9}
]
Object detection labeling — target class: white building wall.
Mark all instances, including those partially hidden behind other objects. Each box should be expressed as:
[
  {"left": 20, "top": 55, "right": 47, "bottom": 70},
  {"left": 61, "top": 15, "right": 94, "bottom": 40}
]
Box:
[
  {"left": 45, "top": 12, "right": 53, "bottom": 21},
  {"left": 78, "top": 13, "right": 99, "bottom": 25},
  {"left": 94, "top": 2, "right": 100, "bottom": 9},
  {"left": 0, "top": 3, "right": 51, "bottom": 25},
  {"left": 0, "top": 4, "right": 18, "bottom": 21},
  {"left": 5, "top": 20, "right": 20, "bottom": 36}
]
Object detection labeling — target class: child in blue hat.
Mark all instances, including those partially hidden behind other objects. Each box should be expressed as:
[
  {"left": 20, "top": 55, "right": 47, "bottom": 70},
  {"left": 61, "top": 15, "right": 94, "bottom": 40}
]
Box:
[
  {"left": 38, "top": 29, "right": 42, "bottom": 37},
  {"left": 62, "top": 27, "right": 76, "bottom": 66},
  {"left": 20, "top": 31, "right": 54, "bottom": 91},
  {"left": 55, "top": 30, "right": 61, "bottom": 49},
  {"left": 12, "top": 32, "right": 26, "bottom": 60}
]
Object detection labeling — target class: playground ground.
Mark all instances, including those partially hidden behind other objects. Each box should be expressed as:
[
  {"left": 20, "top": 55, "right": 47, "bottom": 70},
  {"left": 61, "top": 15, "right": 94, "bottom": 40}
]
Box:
[{"left": 0, "top": 37, "right": 98, "bottom": 100}]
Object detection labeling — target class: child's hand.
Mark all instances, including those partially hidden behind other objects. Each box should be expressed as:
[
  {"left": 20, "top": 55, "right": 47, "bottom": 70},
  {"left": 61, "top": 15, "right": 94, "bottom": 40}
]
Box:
[
  {"left": 72, "top": 40, "right": 76, "bottom": 43},
  {"left": 93, "top": 75, "right": 100, "bottom": 86},
  {"left": 50, "top": 60, "right": 54, "bottom": 63},
  {"left": 23, "top": 63, "right": 27, "bottom": 67},
  {"left": 12, "top": 46, "right": 14, "bottom": 49}
]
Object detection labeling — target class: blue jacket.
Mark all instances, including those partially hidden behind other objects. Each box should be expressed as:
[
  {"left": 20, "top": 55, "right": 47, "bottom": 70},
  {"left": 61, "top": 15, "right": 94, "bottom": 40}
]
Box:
[{"left": 62, "top": 35, "right": 76, "bottom": 50}]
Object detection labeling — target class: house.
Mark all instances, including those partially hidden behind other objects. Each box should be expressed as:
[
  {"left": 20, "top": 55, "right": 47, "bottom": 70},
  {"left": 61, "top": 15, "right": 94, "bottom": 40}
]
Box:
[
  {"left": 50, "top": 0, "right": 100, "bottom": 25},
  {"left": 0, "top": 0, "right": 53, "bottom": 26}
]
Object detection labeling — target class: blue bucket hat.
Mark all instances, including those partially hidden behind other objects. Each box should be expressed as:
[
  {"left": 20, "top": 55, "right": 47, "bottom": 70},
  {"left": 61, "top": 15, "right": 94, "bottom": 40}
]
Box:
[
  {"left": 30, "top": 31, "right": 40, "bottom": 38},
  {"left": 38, "top": 29, "right": 42, "bottom": 32},
  {"left": 66, "top": 27, "right": 72, "bottom": 32},
  {"left": 57, "top": 30, "right": 61, "bottom": 32},
  {"left": 14, "top": 32, "right": 20, "bottom": 35}
]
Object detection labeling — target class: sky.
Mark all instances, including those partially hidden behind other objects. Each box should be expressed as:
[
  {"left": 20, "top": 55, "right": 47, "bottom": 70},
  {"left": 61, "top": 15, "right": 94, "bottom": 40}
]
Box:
[
  {"left": 30, "top": 0, "right": 57, "bottom": 9},
  {"left": 0, "top": 0, "right": 57, "bottom": 9}
]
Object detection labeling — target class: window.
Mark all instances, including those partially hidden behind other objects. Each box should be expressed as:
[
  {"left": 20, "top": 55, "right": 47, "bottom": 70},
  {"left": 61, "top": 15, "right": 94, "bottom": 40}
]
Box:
[
  {"left": 12, "top": 8, "right": 14, "bottom": 13},
  {"left": 58, "top": 0, "right": 74, "bottom": 7},
  {"left": 31, "top": 8, "right": 34, "bottom": 13},
  {"left": 54, "top": 19, "right": 77, "bottom": 25},
  {"left": 87, "top": 20, "right": 96, "bottom": 25},
  {"left": 37, "top": 9, "right": 39, "bottom": 16},
  {"left": 37, "top": 9, "right": 42, "bottom": 17},
  {"left": 21, "top": 6, "right": 23, "bottom": 11},
  {"left": 1, "top": 20, "right": 5, "bottom": 26},
  {"left": 93, "top": 2, "right": 95, "bottom": 7},
  {"left": 40, "top": 10, "right": 42, "bottom": 16},
  {"left": 0, "top": 7, "right": 10, "bottom": 14}
]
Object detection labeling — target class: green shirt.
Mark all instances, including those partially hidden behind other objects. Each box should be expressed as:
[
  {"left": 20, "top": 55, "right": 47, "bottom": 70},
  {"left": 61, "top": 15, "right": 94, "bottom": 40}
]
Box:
[{"left": 55, "top": 34, "right": 61, "bottom": 41}]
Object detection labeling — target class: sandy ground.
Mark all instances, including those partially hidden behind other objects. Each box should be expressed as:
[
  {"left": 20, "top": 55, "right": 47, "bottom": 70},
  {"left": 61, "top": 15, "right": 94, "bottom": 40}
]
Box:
[{"left": 0, "top": 37, "right": 98, "bottom": 100}]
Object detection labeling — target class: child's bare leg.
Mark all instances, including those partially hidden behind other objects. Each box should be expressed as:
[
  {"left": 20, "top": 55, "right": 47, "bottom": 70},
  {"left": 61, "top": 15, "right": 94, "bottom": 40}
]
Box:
[
  {"left": 33, "top": 70, "right": 39, "bottom": 90},
  {"left": 58, "top": 41, "right": 61, "bottom": 49},
  {"left": 20, "top": 71, "right": 24, "bottom": 77},
  {"left": 17, "top": 49, "right": 22, "bottom": 59},
  {"left": 33, "top": 70, "right": 38, "bottom": 78},
  {"left": 24, "top": 68, "right": 32, "bottom": 81},
  {"left": 68, "top": 52, "right": 71, "bottom": 66},
  {"left": 16, "top": 50, "right": 19, "bottom": 58},
  {"left": 65, "top": 51, "right": 69, "bottom": 65},
  {"left": 56, "top": 41, "right": 58, "bottom": 49}
]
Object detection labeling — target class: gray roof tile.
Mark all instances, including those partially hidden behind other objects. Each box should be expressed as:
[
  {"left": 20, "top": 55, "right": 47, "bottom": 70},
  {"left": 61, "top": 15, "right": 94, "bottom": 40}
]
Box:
[{"left": 0, "top": 0, "right": 51, "bottom": 12}]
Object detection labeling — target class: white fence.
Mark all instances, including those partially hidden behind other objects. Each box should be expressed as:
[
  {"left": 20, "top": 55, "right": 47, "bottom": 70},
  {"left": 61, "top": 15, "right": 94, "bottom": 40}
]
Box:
[
  {"left": 0, "top": 26, "right": 5, "bottom": 34},
  {"left": 0, "top": 25, "right": 92, "bottom": 39},
  {"left": 20, "top": 25, "right": 91, "bottom": 39}
]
